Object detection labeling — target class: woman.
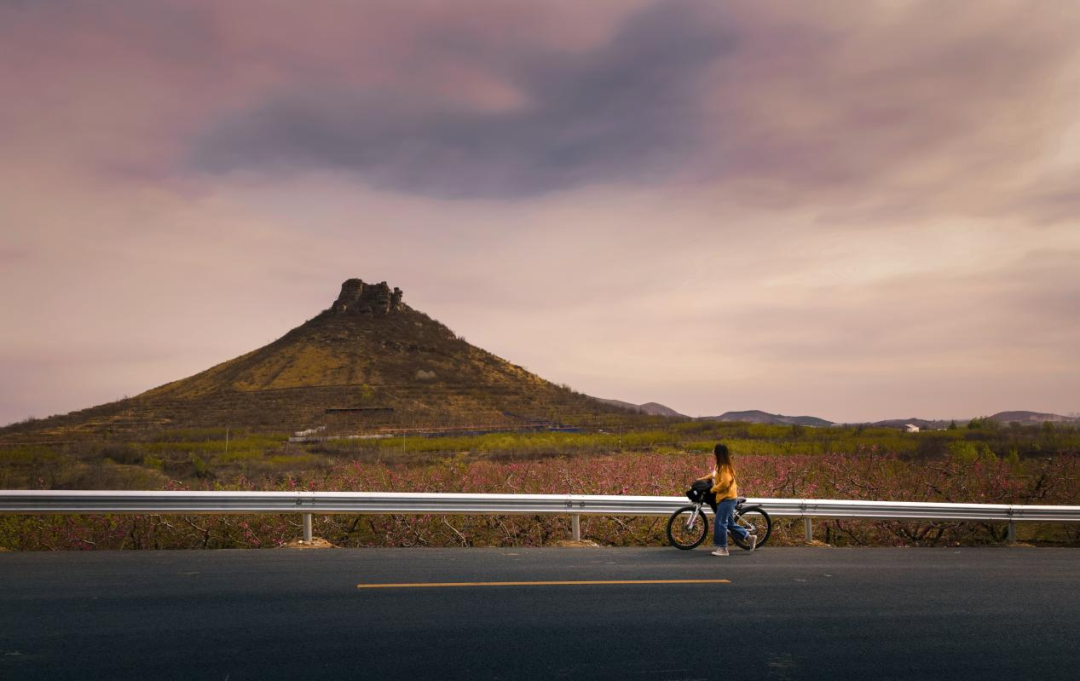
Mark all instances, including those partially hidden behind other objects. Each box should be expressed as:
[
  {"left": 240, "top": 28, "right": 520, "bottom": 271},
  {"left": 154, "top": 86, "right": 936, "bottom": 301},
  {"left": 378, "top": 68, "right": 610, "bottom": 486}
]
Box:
[{"left": 697, "top": 443, "right": 755, "bottom": 556}]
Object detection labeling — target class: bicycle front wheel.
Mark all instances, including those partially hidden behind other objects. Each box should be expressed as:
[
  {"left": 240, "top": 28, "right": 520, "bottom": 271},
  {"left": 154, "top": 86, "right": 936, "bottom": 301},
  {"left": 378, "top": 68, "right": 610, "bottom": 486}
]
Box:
[
  {"left": 732, "top": 506, "right": 772, "bottom": 550},
  {"left": 666, "top": 505, "right": 709, "bottom": 550}
]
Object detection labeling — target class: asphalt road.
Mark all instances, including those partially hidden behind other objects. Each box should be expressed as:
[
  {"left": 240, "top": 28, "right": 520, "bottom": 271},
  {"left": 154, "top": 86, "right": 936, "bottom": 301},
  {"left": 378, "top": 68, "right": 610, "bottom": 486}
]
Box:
[{"left": 1, "top": 546, "right": 1078, "bottom": 681}]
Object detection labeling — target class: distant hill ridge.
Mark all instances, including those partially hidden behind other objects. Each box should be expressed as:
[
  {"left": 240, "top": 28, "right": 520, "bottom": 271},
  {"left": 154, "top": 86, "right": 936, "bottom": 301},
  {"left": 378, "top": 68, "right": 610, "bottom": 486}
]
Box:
[
  {"left": 626, "top": 407, "right": 1076, "bottom": 428},
  {"left": 0, "top": 279, "right": 627, "bottom": 441},
  {"left": 866, "top": 411, "right": 1076, "bottom": 429},
  {"left": 700, "top": 410, "right": 834, "bottom": 427},
  {"left": 593, "top": 398, "right": 687, "bottom": 418},
  {"left": 987, "top": 411, "right": 1074, "bottom": 425}
]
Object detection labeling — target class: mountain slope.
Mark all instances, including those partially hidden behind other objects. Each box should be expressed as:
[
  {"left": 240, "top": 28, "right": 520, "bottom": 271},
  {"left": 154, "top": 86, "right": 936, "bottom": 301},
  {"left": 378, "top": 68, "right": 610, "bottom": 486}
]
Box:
[{"left": 1, "top": 279, "right": 623, "bottom": 441}]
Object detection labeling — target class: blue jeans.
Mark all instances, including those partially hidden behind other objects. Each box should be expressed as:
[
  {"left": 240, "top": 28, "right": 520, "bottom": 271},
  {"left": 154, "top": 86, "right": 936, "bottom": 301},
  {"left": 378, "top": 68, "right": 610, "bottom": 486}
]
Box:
[{"left": 713, "top": 498, "right": 749, "bottom": 547}]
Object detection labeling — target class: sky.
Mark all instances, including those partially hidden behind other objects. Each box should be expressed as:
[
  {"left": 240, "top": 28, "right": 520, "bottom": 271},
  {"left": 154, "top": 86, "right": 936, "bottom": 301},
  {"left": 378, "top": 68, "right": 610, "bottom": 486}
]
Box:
[{"left": 2, "top": 0, "right": 1079, "bottom": 425}]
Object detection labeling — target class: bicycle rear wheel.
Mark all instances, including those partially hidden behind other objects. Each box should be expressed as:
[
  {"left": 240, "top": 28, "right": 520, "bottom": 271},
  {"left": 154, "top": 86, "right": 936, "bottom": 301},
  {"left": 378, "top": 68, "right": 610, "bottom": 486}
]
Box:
[
  {"left": 732, "top": 506, "right": 772, "bottom": 550},
  {"left": 666, "top": 505, "right": 709, "bottom": 550}
]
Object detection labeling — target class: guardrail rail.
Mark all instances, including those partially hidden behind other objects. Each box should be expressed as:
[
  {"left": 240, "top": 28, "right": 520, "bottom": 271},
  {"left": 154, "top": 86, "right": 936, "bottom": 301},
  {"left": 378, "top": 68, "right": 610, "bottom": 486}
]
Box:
[{"left": 2, "top": 490, "right": 1078, "bottom": 544}]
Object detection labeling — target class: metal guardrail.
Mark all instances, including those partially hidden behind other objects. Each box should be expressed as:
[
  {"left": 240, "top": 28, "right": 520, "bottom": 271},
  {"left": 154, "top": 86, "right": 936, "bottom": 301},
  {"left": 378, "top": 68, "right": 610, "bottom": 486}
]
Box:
[{"left": 2, "top": 491, "right": 1078, "bottom": 543}]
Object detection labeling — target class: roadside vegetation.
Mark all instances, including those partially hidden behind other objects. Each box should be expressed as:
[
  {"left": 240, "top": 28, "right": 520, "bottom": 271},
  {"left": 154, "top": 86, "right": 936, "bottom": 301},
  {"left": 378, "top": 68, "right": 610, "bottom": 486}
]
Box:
[{"left": 1, "top": 419, "right": 1078, "bottom": 550}]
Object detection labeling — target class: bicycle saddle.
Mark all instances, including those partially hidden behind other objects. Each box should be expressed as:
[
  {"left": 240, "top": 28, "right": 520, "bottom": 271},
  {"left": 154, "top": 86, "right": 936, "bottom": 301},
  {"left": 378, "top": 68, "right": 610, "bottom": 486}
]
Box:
[{"left": 736, "top": 496, "right": 747, "bottom": 505}]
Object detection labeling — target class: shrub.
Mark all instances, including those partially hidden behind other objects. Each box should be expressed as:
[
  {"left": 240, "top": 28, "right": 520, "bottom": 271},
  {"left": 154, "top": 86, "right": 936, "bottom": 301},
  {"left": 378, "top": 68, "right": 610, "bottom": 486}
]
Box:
[{"left": 3, "top": 452, "right": 1078, "bottom": 550}]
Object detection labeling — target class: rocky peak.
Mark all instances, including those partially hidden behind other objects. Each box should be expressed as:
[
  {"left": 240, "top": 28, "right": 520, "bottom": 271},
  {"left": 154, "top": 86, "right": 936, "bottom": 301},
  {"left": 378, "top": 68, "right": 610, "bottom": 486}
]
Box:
[{"left": 330, "top": 279, "right": 403, "bottom": 315}]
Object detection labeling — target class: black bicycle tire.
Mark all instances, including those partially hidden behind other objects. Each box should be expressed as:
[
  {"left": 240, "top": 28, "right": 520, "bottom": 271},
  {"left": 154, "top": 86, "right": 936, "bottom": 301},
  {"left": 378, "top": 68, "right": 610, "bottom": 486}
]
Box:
[
  {"left": 732, "top": 506, "right": 772, "bottom": 550},
  {"left": 666, "top": 505, "right": 709, "bottom": 550}
]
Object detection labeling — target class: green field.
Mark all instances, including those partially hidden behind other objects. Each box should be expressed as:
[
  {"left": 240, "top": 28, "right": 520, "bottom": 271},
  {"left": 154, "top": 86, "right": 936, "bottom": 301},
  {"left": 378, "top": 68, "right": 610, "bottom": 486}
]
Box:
[{"left": 2, "top": 418, "right": 1077, "bottom": 490}]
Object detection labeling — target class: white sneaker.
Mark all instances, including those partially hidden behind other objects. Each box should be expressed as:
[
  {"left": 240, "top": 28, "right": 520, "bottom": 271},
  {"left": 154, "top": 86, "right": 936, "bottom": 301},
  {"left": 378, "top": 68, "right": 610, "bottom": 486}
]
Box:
[
  {"left": 710, "top": 547, "right": 729, "bottom": 557},
  {"left": 746, "top": 534, "right": 758, "bottom": 553}
]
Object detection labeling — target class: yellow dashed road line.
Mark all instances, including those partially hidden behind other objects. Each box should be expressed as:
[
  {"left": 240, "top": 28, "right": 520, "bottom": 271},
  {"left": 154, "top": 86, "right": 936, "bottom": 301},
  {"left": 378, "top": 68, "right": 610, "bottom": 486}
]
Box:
[{"left": 356, "top": 579, "right": 731, "bottom": 589}]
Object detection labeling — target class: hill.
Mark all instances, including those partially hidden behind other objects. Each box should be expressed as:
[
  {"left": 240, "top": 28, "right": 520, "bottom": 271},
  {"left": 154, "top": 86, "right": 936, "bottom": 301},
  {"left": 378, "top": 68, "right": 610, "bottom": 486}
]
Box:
[
  {"left": 699, "top": 410, "right": 834, "bottom": 427},
  {"left": 869, "top": 412, "right": 1077, "bottom": 429},
  {"left": 988, "top": 411, "right": 1075, "bottom": 425},
  {"left": 0, "top": 279, "right": 627, "bottom": 442},
  {"left": 593, "top": 398, "right": 686, "bottom": 418}
]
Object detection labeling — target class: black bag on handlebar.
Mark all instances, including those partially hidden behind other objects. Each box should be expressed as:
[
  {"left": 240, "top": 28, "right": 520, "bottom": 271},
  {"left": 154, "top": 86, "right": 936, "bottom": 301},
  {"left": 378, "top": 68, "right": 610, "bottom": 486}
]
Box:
[{"left": 686, "top": 479, "right": 715, "bottom": 504}]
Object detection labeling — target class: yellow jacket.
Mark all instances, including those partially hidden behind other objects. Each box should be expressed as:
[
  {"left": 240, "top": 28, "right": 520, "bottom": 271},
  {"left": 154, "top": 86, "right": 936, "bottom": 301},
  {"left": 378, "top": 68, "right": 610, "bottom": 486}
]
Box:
[{"left": 709, "top": 466, "right": 738, "bottom": 501}]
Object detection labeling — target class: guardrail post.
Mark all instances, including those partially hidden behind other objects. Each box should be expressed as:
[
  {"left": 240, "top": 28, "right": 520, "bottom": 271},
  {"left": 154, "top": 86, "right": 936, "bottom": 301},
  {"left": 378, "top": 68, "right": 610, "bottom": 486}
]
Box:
[
  {"left": 303, "top": 513, "right": 313, "bottom": 543},
  {"left": 572, "top": 514, "right": 581, "bottom": 542},
  {"left": 1007, "top": 520, "right": 1016, "bottom": 544},
  {"left": 804, "top": 518, "right": 813, "bottom": 543}
]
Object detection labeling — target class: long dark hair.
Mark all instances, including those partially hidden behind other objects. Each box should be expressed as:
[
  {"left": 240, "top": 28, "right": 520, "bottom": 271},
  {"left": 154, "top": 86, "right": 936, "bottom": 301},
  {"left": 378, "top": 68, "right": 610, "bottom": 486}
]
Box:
[{"left": 714, "top": 443, "right": 734, "bottom": 473}]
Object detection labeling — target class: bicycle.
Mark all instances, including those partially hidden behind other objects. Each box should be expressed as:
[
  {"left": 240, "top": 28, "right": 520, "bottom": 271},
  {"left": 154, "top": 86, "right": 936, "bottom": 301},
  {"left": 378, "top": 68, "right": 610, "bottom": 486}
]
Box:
[{"left": 666, "top": 481, "right": 772, "bottom": 550}]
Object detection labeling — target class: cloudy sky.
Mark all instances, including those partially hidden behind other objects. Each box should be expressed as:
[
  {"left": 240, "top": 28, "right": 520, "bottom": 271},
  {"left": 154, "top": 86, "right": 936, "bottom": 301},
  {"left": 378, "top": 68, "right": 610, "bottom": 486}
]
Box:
[{"left": 2, "top": 0, "right": 1079, "bottom": 425}]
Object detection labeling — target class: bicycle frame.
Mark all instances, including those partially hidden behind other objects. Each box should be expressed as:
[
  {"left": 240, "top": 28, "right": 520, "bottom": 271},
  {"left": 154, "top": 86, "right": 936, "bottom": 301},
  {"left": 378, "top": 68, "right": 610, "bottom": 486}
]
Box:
[{"left": 684, "top": 499, "right": 747, "bottom": 529}]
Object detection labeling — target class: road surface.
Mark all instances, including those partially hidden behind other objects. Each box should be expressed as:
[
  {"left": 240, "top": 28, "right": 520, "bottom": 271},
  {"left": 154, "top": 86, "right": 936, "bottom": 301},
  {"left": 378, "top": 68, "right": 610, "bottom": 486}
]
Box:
[{"left": 2, "top": 546, "right": 1078, "bottom": 680}]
